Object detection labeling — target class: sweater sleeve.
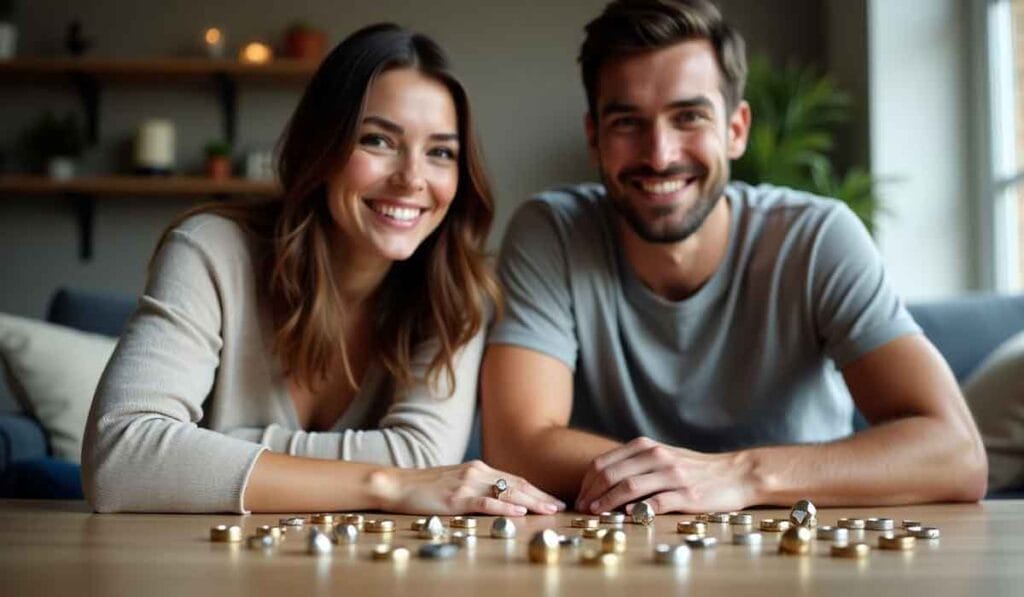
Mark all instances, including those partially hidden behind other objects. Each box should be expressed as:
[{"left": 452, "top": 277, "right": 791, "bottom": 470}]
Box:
[
  {"left": 81, "top": 226, "right": 266, "bottom": 514},
  {"left": 225, "top": 326, "right": 484, "bottom": 467}
]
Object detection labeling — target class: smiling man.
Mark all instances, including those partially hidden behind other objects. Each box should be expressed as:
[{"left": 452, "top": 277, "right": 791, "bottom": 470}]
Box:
[{"left": 481, "top": 0, "right": 987, "bottom": 514}]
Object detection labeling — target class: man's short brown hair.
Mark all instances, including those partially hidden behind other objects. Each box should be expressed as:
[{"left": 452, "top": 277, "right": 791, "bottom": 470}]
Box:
[{"left": 578, "top": 0, "right": 748, "bottom": 116}]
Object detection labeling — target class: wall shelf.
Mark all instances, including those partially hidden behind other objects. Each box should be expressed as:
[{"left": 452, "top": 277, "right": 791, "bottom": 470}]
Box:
[
  {"left": 0, "top": 56, "right": 316, "bottom": 143},
  {"left": 0, "top": 57, "right": 307, "bottom": 262},
  {"left": 0, "top": 175, "right": 282, "bottom": 260}
]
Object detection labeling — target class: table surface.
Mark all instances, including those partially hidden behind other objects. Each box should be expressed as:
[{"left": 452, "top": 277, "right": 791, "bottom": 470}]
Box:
[{"left": 2, "top": 499, "right": 1022, "bottom": 596}]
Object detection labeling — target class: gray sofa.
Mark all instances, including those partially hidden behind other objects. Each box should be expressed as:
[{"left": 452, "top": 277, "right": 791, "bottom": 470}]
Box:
[{"left": 2, "top": 288, "right": 1023, "bottom": 499}]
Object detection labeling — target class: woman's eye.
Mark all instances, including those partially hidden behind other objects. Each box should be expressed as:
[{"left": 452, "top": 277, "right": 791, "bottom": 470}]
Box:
[
  {"left": 429, "top": 147, "right": 457, "bottom": 160},
  {"left": 359, "top": 133, "right": 392, "bottom": 148}
]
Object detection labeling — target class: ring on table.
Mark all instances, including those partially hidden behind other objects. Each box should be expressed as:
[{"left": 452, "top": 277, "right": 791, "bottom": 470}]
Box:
[{"left": 492, "top": 478, "right": 509, "bottom": 500}]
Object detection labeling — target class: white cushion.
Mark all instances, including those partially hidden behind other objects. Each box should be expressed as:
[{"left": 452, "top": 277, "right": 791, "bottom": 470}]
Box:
[
  {"left": 963, "top": 329, "right": 1024, "bottom": 492},
  {"left": 0, "top": 313, "right": 117, "bottom": 463}
]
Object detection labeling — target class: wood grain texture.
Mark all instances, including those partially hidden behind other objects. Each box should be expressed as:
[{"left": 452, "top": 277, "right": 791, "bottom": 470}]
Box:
[{"left": 1, "top": 500, "right": 1021, "bottom": 596}]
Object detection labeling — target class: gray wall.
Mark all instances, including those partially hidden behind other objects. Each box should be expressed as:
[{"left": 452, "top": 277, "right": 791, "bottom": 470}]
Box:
[{"left": 0, "top": 0, "right": 824, "bottom": 318}]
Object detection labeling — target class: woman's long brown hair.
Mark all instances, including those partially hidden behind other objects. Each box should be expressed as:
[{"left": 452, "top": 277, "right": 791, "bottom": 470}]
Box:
[{"left": 155, "top": 23, "right": 501, "bottom": 397}]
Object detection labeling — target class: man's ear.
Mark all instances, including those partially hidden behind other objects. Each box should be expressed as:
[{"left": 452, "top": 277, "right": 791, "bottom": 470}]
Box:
[
  {"left": 585, "top": 112, "right": 599, "bottom": 165},
  {"left": 727, "top": 100, "right": 751, "bottom": 160}
]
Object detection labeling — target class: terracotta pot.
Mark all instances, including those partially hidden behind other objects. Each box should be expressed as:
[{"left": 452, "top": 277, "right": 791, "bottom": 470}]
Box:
[
  {"left": 206, "top": 155, "right": 232, "bottom": 180},
  {"left": 285, "top": 29, "right": 326, "bottom": 61}
]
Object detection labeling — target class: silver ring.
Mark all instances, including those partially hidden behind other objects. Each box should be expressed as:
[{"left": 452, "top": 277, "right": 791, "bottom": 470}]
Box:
[{"left": 492, "top": 478, "right": 509, "bottom": 499}]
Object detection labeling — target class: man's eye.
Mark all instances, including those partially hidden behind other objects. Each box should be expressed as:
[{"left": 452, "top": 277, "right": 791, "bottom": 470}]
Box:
[
  {"left": 676, "top": 112, "right": 707, "bottom": 125},
  {"left": 608, "top": 117, "right": 643, "bottom": 131}
]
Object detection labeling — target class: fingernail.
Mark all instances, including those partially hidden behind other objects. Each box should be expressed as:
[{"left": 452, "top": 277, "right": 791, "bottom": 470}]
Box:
[
  {"left": 515, "top": 506, "right": 527, "bottom": 515},
  {"left": 545, "top": 504, "right": 558, "bottom": 514},
  {"left": 588, "top": 501, "right": 599, "bottom": 512}
]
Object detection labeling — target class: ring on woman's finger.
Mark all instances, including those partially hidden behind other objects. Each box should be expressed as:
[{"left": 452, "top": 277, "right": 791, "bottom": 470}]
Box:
[{"left": 492, "top": 478, "right": 509, "bottom": 500}]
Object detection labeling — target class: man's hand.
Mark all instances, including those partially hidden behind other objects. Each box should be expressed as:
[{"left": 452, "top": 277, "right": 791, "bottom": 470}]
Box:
[{"left": 575, "top": 437, "right": 759, "bottom": 515}]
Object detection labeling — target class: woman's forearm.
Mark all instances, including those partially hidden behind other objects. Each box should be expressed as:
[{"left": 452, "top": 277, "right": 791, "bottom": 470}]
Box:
[{"left": 242, "top": 450, "right": 390, "bottom": 513}]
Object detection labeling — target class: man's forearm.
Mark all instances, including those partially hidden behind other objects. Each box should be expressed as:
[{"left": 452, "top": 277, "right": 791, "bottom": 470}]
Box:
[
  {"left": 485, "top": 426, "right": 621, "bottom": 502},
  {"left": 746, "top": 415, "right": 987, "bottom": 506}
]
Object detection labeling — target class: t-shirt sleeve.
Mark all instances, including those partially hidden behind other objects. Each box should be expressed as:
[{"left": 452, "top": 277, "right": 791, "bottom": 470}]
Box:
[
  {"left": 808, "top": 204, "right": 921, "bottom": 368},
  {"left": 81, "top": 227, "right": 266, "bottom": 514},
  {"left": 488, "top": 199, "right": 578, "bottom": 370}
]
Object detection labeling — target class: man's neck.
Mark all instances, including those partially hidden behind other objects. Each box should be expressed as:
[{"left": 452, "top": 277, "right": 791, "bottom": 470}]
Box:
[{"left": 617, "top": 195, "right": 731, "bottom": 302}]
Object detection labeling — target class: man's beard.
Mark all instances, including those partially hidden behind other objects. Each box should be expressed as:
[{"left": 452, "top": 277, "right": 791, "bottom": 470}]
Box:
[{"left": 602, "top": 164, "right": 727, "bottom": 244}]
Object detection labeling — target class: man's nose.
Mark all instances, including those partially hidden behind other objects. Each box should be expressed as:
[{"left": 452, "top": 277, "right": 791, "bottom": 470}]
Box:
[{"left": 642, "top": 124, "right": 681, "bottom": 173}]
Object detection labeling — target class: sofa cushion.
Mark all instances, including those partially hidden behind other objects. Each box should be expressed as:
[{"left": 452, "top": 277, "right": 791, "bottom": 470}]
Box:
[
  {"left": 0, "top": 313, "right": 117, "bottom": 463},
  {"left": 963, "top": 329, "right": 1024, "bottom": 492},
  {"left": 0, "top": 457, "right": 84, "bottom": 499},
  {"left": 908, "top": 294, "right": 1024, "bottom": 382},
  {"left": 0, "top": 413, "right": 49, "bottom": 470},
  {"left": 46, "top": 287, "right": 137, "bottom": 338}
]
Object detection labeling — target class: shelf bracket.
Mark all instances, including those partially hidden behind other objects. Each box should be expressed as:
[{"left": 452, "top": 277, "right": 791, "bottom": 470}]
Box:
[
  {"left": 214, "top": 73, "right": 238, "bottom": 146},
  {"left": 68, "top": 193, "right": 95, "bottom": 261},
  {"left": 71, "top": 73, "right": 101, "bottom": 145}
]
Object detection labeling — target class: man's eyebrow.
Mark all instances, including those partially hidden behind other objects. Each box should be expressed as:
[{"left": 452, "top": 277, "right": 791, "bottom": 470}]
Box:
[
  {"left": 363, "top": 116, "right": 458, "bottom": 142},
  {"left": 599, "top": 96, "right": 716, "bottom": 118}
]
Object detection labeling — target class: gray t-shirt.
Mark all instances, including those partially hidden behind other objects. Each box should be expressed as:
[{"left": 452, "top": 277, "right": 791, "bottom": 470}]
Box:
[{"left": 489, "top": 182, "right": 921, "bottom": 452}]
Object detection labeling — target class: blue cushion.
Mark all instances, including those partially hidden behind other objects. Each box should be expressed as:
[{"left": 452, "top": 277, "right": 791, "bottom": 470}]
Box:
[
  {"left": 908, "top": 294, "right": 1024, "bottom": 382},
  {"left": 0, "top": 414, "right": 49, "bottom": 471},
  {"left": 0, "top": 458, "right": 83, "bottom": 499},
  {"left": 46, "top": 287, "right": 137, "bottom": 338}
]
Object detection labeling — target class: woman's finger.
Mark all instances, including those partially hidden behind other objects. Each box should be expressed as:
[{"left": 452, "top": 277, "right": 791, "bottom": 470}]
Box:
[
  {"left": 509, "top": 476, "right": 565, "bottom": 510},
  {"left": 462, "top": 495, "right": 528, "bottom": 517},
  {"left": 500, "top": 487, "right": 559, "bottom": 514}
]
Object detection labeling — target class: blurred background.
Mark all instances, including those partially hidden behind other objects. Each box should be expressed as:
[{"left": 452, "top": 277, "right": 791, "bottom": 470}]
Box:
[{"left": 0, "top": 0, "right": 1017, "bottom": 317}]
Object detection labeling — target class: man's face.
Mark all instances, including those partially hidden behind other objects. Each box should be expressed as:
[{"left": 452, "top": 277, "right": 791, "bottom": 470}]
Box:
[{"left": 586, "top": 39, "right": 750, "bottom": 244}]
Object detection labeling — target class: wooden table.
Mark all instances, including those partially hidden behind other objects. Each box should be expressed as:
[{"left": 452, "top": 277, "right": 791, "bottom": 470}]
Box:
[{"left": 2, "top": 500, "right": 1022, "bottom": 596}]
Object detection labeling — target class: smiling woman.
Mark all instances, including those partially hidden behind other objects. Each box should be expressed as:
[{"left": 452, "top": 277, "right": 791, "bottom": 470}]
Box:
[{"left": 80, "top": 23, "right": 564, "bottom": 517}]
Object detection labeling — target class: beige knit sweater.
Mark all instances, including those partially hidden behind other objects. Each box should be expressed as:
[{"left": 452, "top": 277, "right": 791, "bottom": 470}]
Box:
[{"left": 81, "top": 214, "right": 482, "bottom": 513}]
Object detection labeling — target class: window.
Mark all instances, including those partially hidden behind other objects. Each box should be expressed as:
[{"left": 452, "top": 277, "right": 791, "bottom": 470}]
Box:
[{"left": 987, "top": 0, "right": 1024, "bottom": 290}]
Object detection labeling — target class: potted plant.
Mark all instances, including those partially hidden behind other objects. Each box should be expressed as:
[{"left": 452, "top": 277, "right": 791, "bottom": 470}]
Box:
[
  {"left": 732, "top": 56, "right": 881, "bottom": 233},
  {"left": 19, "top": 111, "right": 84, "bottom": 179},
  {"left": 0, "top": 0, "right": 16, "bottom": 60},
  {"left": 284, "top": 21, "right": 326, "bottom": 62},
  {"left": 204, "top": 140, "right": 232, "bottom": 180}
]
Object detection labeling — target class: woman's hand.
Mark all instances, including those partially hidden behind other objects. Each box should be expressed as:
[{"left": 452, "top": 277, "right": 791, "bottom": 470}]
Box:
[{"left": 370, "top": 460, "right": 565, "bottom": 516}]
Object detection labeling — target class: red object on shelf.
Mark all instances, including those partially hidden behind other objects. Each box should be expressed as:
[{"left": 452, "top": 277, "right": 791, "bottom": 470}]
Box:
[
  {"left": 285, "top": 29, "right": 327, "bottom": 62},
  {"left": 206, "top": 156, "right": 232, "bottom": 180}
]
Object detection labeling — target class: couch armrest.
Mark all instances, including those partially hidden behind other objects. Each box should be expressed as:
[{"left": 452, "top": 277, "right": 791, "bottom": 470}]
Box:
[{"left": 0, "top": 414, "right": 49, "bottom": 473}]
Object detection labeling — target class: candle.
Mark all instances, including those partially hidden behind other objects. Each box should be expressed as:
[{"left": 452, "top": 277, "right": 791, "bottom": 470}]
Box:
[
  {"left": 239, "top": 41, "right": 273, "bottom": 65},
  {"left": 134, "top": 119, "right": 176, "bottom": 175},
  {"left": 204, "top": 27, "right": 225, "bottom": 59}
]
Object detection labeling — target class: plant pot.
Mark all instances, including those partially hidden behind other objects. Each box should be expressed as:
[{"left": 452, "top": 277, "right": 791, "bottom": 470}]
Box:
[
  {"left": 285, "top": 29, "right": 326, "bottom": 62},
  {"left": 0, "top": 22, "right": 16, "bottom": 60},
  {"left": 206, "top": 155, "right": 232, "bottom": 180},
  {"left": 47, "top": 156, "right": 76, "bottom": 180}
]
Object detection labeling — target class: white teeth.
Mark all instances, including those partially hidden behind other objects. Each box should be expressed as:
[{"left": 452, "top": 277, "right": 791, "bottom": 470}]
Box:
[
  {"left": 370, "top": 203, "right": 421, "bottom": 222},
  {"left": 640, "top": 179, "right": 686, "bottom": 194}
]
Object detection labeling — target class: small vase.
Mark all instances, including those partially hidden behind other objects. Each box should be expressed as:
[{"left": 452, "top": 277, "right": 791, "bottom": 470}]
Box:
[
  {"left": 47, "top": 156, "right": 76, "bottom": 180},
  {"left": 0, "top": 22, "right": 16, "bottom": 60},
  {"left": 206, "top": 156, "right": 232, "bottom": 180}
]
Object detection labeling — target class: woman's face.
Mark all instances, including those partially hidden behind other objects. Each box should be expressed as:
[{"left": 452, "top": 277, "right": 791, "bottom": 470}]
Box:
[{"left": 326, "top": 67, "right": 460, "bottom": 264}]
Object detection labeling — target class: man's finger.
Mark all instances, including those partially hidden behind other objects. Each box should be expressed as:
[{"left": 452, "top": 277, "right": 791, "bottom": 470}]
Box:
[
  {"left": 576, "top": 438, "right": 657, "bottom": 510},
  {"left": 588, "top": 470, "right": 679, "bottom": 514}
]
